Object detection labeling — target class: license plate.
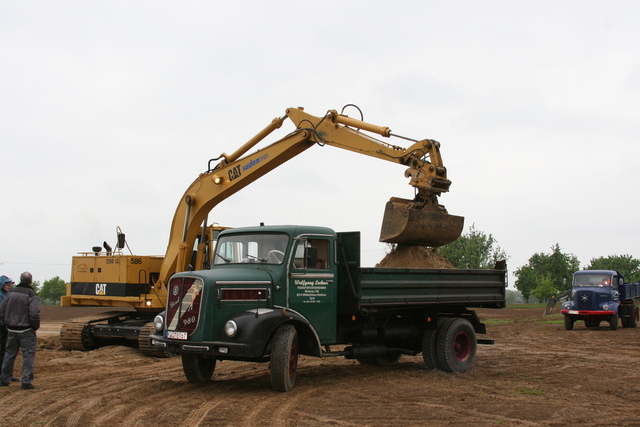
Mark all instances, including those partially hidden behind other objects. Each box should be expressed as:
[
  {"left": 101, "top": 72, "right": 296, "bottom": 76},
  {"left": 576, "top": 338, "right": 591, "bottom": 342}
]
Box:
[
  {"left": 568, "top": 310, "right": 578, "bottom": 315},
  {"left": 166, "top": 331, "right": 188, "bottom": 340}
]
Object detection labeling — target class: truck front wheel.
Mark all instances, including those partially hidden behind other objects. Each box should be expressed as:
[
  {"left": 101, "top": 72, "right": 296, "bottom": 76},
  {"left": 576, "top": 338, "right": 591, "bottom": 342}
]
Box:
[
  {"left": 182, "top": 354, "right": 216, "bottom": 383},
  {"left": 609, "top": 314, "right": 619, "bottom": 330},
  {"left": 271, "top": 324, "right": 298, "bottom": 392},
  {"left": 564, "top": 315, "right": 574, "bottom": 330},
  {"left": 436, "top": 318, "right": 477, "bottom": 373}
]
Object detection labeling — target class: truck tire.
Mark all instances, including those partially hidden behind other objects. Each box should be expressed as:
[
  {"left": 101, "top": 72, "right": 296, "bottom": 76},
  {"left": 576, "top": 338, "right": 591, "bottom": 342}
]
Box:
[
  {"left": 609, "top": 314, "right": 619, "bottom": 330},
  {"left": 621, "top": 305, "right": 638, "bottom": 328},
  {"left": 436, "top": 318, "right": 476, "bottom": 373},
  {"left": 271, "top": 324, "right": 298, "bottom": 392},
  {"left": 422, "top": 318, "right": 446, "bottom": 370},
  {"left": 564, "top": 315, "right": 574, "bottom": 330},
  {"left": 182, "top": 354, "right": 216, "bottom": 383},
  {"left": 631, "top": 306, "right": 639, "bottom": 328}
]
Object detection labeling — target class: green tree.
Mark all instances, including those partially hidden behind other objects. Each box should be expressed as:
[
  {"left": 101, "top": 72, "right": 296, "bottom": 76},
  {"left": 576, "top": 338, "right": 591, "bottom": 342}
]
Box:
[
  {"left": 531, "top": 276, "right": 558, "bottom": 302},
  {"left": 38, "top": 276, "right": 66, "bottom": 305},
  {"left": 514, "top": 244, "right": 579, "bottom": 302},
  {"left": 437, "top": 223, "right": 508, "bottom": 269},
  {"left": 506, "top": 289, "right": 523, "bottom": 304},
  {"left": 585, "top": 254, "right": 640, "bottom": 282}
]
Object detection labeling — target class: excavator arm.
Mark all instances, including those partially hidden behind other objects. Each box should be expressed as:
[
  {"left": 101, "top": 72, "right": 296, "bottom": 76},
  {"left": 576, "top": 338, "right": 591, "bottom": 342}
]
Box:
[{"left": 154, "top": 106, "right": 464, "bottom": 295}]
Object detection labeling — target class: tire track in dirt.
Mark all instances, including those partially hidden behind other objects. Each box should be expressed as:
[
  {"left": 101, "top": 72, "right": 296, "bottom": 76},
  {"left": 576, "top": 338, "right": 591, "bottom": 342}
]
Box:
[
  {"left": 180, "top": 399, "right": 226, "bottom": 427},
  {"left": 237, "top": 388, "right": 316, "bottom": 427}
]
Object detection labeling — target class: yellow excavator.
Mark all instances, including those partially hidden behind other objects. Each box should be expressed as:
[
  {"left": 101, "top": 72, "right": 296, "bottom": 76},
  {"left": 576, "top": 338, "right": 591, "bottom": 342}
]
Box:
[{"left": 60, "top": 105, "right": 464, "bottom": 355}]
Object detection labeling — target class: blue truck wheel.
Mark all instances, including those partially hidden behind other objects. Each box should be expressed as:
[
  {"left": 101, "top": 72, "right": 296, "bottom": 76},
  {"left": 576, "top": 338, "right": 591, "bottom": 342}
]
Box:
[
  {"left": 609, "top": 314, "right": 619, "bottom": 330},
  {"left": 564, "top": 315, "right": 574, "bottom": 330}
]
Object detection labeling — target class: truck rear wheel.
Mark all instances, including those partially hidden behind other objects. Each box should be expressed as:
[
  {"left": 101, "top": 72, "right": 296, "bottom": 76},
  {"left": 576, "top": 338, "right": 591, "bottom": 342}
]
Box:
[
  {"left": 422, "top": 318, "right": 446, "bottom": 370},
  {"left": 271, "top": 324, "right": 298, "bottom": 392},
  {"left": 182, "top": 354, "right": 216, "bottom": 383},
  {"left": 436, "top": 318, "right": 476, "bottom": 373},
  {"left": 631, "top": 307, "right": 639, "bottom": 328},
  {"left": 564, "top": 315, "right": 574, "bottom": 330}
]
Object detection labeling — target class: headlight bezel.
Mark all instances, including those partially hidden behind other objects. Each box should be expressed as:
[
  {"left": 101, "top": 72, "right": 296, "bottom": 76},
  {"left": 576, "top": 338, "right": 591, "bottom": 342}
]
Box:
[
  {"left": 224, "top": 320, "right": 238, "bottom": 338},
  {"left": 153, "top": 314, "right": 164, "bottom": 333}
]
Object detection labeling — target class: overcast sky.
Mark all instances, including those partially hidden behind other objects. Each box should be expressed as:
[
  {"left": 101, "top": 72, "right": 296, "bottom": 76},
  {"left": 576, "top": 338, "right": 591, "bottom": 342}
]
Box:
[{"left": 1, "top": 1, "right": 639, "bottom": 289}]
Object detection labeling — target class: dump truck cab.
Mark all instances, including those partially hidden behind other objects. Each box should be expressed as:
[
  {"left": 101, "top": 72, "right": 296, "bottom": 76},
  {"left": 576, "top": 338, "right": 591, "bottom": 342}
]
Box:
[
  {"left": 152, "top": 225, "right": 337, "bottom": 361},
  {"left": 562, "top": 270, "right": 625, "bottom": 330}
]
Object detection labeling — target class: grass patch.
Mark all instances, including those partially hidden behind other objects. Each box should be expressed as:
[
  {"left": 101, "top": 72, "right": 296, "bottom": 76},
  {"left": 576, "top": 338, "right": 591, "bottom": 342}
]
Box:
[{"left": 484, "top": 319, "right": 514, "bottom": 325}]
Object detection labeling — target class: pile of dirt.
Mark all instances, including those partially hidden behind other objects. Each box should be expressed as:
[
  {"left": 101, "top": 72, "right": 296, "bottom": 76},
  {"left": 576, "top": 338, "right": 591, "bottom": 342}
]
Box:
[{"left": 376, "top": 245, "right": 455, "bottom": 268}]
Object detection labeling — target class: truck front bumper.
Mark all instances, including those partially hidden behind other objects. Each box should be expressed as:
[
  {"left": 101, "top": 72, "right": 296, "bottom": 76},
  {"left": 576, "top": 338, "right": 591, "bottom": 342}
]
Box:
[
  {"left": 561, "top": 310, "right": 615, "bottom": 316},
  {"left": 149, "top": 334, "right": 256, "bottom": 359}
]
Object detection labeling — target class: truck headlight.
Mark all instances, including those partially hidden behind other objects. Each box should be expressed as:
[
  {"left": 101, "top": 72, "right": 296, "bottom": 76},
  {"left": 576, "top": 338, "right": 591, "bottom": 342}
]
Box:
[
  {"left": 224, "top": 320, "right": 238, "bottom": 338},
  {"left": 153, "top": 314, "right": 164, "bottom": 333},
  {"left": 563, "top": 302, "right": 571, "bottom": 310},
  {"left": 603, "top": 304, "right": 610, "bottom": 311}
]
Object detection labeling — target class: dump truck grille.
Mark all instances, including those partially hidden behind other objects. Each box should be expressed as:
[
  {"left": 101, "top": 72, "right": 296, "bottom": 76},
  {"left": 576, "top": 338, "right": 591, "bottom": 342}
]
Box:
[
  {"left": 166, "top": 276, "right": 204, "bottom": 335},
  {"left": 576, "top": 290, "right": 596, "bottom": 310}
]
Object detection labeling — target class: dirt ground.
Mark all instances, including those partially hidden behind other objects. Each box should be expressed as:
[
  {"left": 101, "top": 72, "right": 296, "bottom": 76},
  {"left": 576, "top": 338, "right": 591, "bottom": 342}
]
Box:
[{"left": 2, "top": 305, "right": 640, "bottom": 426}]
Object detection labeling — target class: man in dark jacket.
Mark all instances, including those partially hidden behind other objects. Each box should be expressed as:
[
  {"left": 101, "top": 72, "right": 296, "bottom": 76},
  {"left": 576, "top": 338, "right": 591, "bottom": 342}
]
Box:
[
  {"left": 0, "top": 275, "right": 18, "bottom": 381},
  {"left": 0, "top": 271, "right": 40, "bottom": 389}
]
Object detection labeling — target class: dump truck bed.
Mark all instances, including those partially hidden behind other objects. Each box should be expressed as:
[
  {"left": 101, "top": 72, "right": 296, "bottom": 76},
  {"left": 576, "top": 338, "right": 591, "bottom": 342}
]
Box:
[
  {"left": 357, "top": 267, "right": 506, "bottom": 309},
  {"left": 621, "top": 282, "right": 640, "bottom": 301}
]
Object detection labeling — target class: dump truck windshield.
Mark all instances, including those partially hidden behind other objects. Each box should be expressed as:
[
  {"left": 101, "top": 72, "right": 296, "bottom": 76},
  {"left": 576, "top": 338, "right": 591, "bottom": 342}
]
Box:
[
  {"left": 214, "top": 233, "right": 289, "bottom": 265},
  {"left": 574, "top": 274, "right": 612, "bottom": 288}
]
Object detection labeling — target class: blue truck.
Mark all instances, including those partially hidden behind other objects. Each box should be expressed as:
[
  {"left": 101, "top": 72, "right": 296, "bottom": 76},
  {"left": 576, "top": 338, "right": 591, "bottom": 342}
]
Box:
[{"left": 561, "top": 269, "right": 640, "bottom": 330}]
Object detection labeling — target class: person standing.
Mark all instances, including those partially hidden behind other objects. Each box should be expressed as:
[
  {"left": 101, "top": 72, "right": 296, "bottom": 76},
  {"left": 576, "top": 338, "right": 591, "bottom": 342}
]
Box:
[
  {"left": 0, "top": 271, "right": 40, "bottom": 389},
  {"left": 0, "top": 275, "right": 15, "bottom": 367}
]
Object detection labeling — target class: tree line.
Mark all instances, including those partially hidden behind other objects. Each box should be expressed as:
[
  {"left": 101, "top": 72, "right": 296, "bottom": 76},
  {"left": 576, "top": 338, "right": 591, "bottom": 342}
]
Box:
[
  {"left": 22, "top": 277, "right": 67, "bottom": 305},
  {"left": 437, "top": 224, "right": 640, "bottom": 303}
]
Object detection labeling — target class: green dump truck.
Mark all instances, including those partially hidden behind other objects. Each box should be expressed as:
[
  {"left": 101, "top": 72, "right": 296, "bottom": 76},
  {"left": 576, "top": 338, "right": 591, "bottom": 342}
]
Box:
[{"left": 149, "top": 224, "right": 507, "bottom": 391}]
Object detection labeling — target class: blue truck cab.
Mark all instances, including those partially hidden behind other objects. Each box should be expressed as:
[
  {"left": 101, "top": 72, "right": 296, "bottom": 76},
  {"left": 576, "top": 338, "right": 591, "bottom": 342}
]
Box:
[{"left": 561, "top": 270, "right": 640, "bottom": 330}]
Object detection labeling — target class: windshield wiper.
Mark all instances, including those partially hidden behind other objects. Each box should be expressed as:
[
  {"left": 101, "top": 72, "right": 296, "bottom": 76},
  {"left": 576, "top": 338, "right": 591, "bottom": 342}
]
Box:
[{"left": 215, "top": 253, "right": 232, "bottom": 263}]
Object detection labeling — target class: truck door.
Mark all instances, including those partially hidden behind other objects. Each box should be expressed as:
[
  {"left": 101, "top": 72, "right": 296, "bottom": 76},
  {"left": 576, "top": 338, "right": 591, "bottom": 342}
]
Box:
[{"left": 288, "top": 237, "right": 337, "bottom": 343}]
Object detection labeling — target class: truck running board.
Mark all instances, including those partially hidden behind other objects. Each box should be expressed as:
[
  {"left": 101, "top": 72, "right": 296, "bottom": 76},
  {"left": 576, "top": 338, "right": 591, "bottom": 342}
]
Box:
[{"left": 476, "top": 338, "right": 495, "bottom": 345}]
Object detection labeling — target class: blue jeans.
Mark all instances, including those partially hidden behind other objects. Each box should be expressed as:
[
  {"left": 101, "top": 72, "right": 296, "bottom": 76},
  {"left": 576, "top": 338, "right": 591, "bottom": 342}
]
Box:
[{"left": 1, "top": 329, "right": 36, "bottom": 385}]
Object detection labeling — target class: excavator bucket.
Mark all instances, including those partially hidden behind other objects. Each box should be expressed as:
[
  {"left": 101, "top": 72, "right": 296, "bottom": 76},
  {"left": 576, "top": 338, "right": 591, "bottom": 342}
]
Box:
[{"left": 379, "top": 199, "right": 464, "bottom": 247}]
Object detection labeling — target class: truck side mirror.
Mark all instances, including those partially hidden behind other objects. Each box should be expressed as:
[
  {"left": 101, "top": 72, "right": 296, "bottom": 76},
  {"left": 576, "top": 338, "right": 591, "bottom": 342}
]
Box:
[{"left": 305, "top": 247, "right": 318, "bottom": 269}]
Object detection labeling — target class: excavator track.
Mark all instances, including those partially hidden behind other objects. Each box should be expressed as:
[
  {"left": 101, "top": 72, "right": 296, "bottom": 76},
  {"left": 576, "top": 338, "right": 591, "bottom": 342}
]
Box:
[
  {"left": 59, "top": 311, "right": 142, "bottom": 352},
  {"left": 60, "top": 319, "right": 98, "bottom": 351}
]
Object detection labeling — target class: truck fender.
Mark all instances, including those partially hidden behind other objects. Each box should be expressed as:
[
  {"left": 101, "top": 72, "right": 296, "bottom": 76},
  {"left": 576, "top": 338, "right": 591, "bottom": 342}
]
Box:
[
  {"left": 219, "top": 307, "right": 322, "bottom": 358},
  {"left": 612, "top": 302, "right": 621, "bottom": 316}
]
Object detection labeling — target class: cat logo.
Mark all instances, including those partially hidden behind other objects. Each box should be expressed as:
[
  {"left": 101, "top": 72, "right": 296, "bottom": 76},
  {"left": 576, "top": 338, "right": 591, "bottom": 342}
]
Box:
[{"left": 96, "top": 283, "right": 107, "bottom": 295}]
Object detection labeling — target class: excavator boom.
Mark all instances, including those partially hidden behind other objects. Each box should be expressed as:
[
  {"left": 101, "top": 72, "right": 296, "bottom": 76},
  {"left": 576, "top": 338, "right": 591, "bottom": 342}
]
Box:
[{"left": 157, "top": 106, "right": 464, "bottom": 293}]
